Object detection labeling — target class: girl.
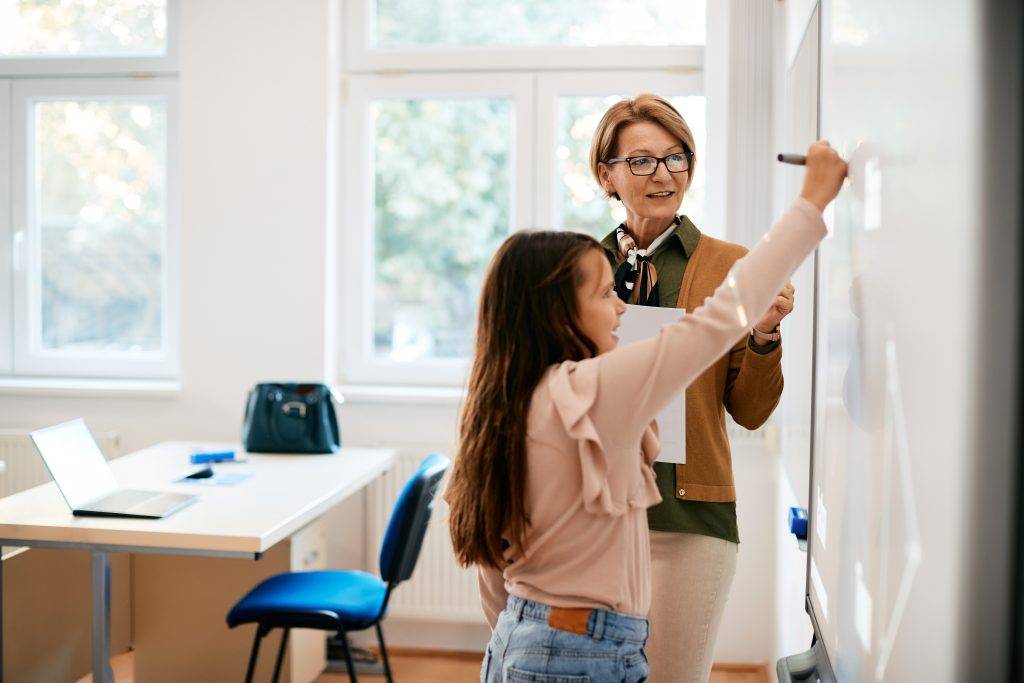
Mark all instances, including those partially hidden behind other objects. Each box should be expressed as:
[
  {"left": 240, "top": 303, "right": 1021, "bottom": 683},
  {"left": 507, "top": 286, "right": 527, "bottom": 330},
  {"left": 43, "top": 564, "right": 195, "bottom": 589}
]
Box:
[{"left": 446, "top": 142, "right": 846, "bottom": 682}]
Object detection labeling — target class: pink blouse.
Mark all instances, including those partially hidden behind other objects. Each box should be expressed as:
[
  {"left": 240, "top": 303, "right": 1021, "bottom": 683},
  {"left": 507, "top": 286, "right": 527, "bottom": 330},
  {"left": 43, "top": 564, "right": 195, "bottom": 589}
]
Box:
[{"left": 472, "top": 199, "right": 827, "bottom": 627}]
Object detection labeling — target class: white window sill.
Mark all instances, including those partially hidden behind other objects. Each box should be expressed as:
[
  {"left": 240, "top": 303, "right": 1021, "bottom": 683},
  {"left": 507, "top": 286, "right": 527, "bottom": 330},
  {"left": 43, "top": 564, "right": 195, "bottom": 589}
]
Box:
[
  {"left": 334, "top": 383, "right": 465, "bottom": 406},
  {"left": 0, "top": 377, "right": 181, "bottom": 398}
]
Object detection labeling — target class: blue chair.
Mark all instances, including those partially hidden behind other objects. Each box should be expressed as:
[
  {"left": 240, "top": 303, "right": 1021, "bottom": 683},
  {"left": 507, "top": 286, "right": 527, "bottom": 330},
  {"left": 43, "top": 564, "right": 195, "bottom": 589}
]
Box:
[{"left": 227, "top": 453, "right": 451, "bottom": 682}]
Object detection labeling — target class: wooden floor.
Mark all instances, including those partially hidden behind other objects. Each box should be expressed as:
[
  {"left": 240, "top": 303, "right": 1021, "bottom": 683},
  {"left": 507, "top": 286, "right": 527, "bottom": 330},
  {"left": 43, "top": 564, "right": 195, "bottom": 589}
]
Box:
[
  {"left": 315, "top": 650, "right": 769, "bottom": 683},
  {"left": 81, "top": 650, "right": 769, "bottom": 682}
]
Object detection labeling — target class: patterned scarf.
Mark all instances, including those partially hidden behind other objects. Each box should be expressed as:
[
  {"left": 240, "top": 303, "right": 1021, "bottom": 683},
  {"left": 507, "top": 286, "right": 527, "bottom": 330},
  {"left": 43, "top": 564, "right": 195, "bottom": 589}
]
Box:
[{"left": 613, "top": 217, "right": 681, "bottom": 306}]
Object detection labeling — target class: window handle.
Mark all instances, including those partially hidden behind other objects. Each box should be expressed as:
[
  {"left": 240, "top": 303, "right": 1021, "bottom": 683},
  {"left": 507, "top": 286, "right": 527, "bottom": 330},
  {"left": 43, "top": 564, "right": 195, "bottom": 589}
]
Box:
[{"left": 12, "top": 230, "right": 24, "bottom": 272}]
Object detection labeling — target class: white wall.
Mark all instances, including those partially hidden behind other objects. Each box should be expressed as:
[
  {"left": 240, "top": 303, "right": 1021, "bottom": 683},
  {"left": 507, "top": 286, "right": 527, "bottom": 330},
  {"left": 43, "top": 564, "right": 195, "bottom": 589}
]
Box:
[
  {"left": 0, "top": 0, "right": 333, "bottom": 448},
  {"left": 769, "top": 0, "right": 821, "bottom": 669},
  {"left": 0, "top": 0, "right": 783, "bottom": 661},
  {"left": 713, "top": 435, "right": 777, "bottom": 664},
  {"left": 710, "top": 0, "right": 801, "bottom": 666}
]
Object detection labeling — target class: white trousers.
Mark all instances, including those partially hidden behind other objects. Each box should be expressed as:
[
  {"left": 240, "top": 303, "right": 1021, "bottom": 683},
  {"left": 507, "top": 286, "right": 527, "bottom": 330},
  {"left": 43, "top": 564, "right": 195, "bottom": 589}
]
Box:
[{"left": 646, "top": 531, "right": 738, "bottom": 683}]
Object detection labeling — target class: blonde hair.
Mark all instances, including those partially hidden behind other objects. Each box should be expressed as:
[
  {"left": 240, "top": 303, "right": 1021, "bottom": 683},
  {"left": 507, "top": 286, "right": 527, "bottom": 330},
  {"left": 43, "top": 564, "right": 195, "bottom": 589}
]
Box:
[{"left": 589, "top": 93, "right": 697, "bottom": 200}]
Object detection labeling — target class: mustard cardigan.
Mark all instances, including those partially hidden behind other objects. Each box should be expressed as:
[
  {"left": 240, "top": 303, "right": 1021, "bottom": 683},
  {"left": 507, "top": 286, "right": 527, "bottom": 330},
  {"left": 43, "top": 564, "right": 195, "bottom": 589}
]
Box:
[{"left": 670, "top": 232, "right": 784, "bottom": 502}]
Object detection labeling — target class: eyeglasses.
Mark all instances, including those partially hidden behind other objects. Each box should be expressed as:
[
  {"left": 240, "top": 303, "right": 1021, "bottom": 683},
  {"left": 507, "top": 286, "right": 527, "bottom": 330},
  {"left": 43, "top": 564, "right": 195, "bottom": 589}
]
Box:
[{"left": 603, "top": 152, "right": 691, "bottom": 176}]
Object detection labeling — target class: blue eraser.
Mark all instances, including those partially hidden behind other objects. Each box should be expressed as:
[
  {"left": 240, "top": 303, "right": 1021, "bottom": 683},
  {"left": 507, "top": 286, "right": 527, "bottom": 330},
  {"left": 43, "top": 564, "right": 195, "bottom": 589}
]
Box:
[
  {"left": 190, "top": 450, "right": 236, "bottom": 464},
  {"left": 789, "top": 506, "right": 808, "bottom": 540}
]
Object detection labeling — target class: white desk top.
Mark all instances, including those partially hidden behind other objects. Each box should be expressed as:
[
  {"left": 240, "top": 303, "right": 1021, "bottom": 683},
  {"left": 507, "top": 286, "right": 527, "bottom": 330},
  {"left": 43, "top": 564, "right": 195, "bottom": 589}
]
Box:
[{"left": 0, "top": 442, "right": 395, "bottom": 558}]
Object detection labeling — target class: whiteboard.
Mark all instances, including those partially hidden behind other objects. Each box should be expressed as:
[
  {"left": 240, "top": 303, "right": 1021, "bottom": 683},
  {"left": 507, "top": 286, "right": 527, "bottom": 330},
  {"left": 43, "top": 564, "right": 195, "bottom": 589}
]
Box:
[{"left": 804, "top": 1, "right": 1019, "bottom": 681}]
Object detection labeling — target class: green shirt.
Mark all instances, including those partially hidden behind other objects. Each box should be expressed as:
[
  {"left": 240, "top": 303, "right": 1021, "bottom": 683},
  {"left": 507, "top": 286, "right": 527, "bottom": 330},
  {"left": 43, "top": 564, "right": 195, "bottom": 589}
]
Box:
[{"left": 600, "top": 217, "right": 777, "bottom": 545}]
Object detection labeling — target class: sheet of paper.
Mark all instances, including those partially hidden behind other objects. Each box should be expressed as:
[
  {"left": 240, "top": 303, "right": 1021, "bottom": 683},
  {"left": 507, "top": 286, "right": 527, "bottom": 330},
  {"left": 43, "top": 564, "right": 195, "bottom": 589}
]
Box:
[
  {"left": 174, "top": 471, "right": 253, "bottom": 486},
  {"left": 615, "top": 304, "right": 686, "bottom": 464}
]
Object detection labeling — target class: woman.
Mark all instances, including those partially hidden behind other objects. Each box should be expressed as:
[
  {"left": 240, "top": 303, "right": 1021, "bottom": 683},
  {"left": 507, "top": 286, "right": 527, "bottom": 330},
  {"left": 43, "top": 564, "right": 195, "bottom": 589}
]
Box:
[
  {"left": 591, "top": 93, "right": 794, "bottom": 681},
  {"left": 445, "top": 139, "right": 845, "bottom": 681}
]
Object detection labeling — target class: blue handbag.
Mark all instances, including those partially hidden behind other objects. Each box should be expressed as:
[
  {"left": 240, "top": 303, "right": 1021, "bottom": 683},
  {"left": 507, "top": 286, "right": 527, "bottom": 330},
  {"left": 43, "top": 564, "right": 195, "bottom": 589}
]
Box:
[{"left": 242, "top": 383, "right": 341, "bottom": 453}]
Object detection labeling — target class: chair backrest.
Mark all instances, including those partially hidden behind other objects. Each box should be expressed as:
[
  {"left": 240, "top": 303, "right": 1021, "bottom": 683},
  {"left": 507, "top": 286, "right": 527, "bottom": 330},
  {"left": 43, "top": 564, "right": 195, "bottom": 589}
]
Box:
[{"left": 379, "top": 453, "right": 450, "bottom": 584}]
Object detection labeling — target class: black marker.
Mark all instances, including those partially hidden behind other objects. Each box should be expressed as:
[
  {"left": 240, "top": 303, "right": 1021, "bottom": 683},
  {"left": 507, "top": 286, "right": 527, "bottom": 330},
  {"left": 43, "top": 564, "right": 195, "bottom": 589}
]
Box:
[{"left": 777, "top": 153, "right": 807, "bottom": 165}]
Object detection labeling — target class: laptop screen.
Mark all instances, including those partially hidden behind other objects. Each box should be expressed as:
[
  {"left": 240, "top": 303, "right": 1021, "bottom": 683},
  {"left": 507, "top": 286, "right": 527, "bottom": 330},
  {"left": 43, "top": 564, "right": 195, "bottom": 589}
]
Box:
[{"left": 30, "top": 419, "right": 118, "bottom": 510}]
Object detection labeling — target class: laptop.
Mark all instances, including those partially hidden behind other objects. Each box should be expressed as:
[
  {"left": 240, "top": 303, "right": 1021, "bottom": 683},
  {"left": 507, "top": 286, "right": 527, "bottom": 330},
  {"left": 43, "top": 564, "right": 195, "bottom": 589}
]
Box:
[{"left": 30, "top": 419, "right": 197, "bottom": 519}]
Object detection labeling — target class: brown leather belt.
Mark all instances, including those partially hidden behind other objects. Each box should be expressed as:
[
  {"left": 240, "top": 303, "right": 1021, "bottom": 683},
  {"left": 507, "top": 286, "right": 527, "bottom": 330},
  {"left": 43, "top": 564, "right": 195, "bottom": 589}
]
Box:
[{"left": 548, "top": 607, "right": 594, "bottom": 635}]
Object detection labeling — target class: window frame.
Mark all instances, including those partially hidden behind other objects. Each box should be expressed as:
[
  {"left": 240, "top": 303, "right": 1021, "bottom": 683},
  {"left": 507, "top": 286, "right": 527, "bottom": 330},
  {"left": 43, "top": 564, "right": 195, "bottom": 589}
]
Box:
[
  {"left": 339, "top": 73, "right": 534, "bottom": 386},
  {"left": 0, "top": 80, "right": 11, "bottom": 374},
  {"left": 343, "top": 0, "right": 704, "bottom": 73},
  {"left": 533, "top": 70, "right": 708, "bottom": 235},
  {"left": 339, "top": 1, "right": 717, "bottom": 388},
  {"left": 0, "top": 1, "right": 179, "bottom": 76},
  {"left": 10, "top": 77, "right": 180, "bottom": 379}
]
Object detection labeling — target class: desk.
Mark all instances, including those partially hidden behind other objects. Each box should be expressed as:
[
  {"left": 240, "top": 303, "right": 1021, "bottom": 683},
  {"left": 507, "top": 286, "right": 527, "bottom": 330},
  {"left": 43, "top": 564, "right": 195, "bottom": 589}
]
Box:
[{"left": 0, "top": 441, "right": 395, "bottom": 683}]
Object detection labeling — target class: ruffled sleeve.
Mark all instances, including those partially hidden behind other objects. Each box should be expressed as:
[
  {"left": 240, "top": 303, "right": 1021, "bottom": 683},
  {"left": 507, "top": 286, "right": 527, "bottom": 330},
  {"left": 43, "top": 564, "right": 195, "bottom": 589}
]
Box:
[
  {"left": 548, "top": 360, "right": 662, "bottom": 516},
  {"left": 634, "top": 423, "right": 661, "bottom": 500},
  {"left": 572, "top": 199, "right": 826, "bottom": 445}
]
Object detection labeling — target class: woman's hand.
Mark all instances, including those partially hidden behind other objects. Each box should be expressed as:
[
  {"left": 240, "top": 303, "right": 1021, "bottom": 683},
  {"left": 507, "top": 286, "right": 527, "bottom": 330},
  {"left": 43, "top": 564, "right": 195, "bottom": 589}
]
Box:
[
  {"left": 800, "top": 140, "right": 847, "bottom": 211},
  {"left": 755, "top": 282, "right": 795, "bottom": 334}
]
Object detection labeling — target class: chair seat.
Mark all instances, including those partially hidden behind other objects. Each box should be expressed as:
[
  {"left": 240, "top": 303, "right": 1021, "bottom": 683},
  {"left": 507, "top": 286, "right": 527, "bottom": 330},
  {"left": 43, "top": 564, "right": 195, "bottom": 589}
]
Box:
[{"left": 226, "top": 570, "right": 388, "bottom": 631}]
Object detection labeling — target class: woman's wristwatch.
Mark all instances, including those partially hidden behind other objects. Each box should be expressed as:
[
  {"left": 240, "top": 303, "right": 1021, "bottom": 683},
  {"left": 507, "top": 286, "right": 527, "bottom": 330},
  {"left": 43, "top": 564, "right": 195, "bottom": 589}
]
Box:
[{"left": 751, "top": 326, "right": 781, "bottom": 344}]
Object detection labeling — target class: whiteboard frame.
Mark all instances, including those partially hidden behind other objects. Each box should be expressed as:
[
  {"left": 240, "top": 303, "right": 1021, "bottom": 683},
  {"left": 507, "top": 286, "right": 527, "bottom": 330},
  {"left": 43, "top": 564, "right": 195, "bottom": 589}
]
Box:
[{"left": 799, "top": 3, "right": 837, "bottom": 680}]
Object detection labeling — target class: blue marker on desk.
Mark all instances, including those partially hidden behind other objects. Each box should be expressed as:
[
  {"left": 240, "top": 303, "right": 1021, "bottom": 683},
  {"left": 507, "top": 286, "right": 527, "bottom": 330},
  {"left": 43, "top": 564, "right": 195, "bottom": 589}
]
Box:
[{"left": 190, "top": 450, "right": 237, "bottom": 465}]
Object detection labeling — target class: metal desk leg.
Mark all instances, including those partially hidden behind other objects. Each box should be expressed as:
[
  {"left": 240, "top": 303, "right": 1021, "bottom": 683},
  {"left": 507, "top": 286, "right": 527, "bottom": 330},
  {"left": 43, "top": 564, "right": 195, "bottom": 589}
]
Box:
[
  {"left": 1, "top": 552, "right": 5, "bottom": 683},
  {"left": 92, "top": 551, "right": 113, "bottom": 683}
]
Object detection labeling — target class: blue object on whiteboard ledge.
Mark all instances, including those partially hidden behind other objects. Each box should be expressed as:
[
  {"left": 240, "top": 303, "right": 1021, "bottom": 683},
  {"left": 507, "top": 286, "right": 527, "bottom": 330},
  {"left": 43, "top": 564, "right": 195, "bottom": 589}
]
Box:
[{"left": 789, "top": 506, "right": 809, "bottom": 540}]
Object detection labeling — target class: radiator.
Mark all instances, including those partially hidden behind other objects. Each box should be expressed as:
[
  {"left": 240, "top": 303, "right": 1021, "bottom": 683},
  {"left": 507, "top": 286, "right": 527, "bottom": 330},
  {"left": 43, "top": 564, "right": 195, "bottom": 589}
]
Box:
[
  {"left": 0, "top": 429, "right": 121, "bottom": 499},
  {"left": 365, "top": 448, "right": 484, "bottom": 623}
]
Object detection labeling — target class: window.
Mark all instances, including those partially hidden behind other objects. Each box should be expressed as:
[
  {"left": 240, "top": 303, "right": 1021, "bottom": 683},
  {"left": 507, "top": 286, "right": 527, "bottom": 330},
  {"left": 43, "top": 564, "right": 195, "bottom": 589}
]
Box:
[
  {"left": 0, "top": 0, "right": 167, "bottom": 57},
  {"left": 371, "top": 95, "right": 515, "bottom": 361},
  {"left": 342, "top": 0, "right": 711, "bottom": 385},
  {"left": 371, "top": 0, "right": 705, "bottom": 48},
  {"left": 0, "top": 81, "right": 11, "bottom": 376},
  {"left": 342, "top": 74, "right": 533, "bottom": 383},
  {"left": 347, "top": 0, "right": 704, "bottom": 72},
  {"left": 1, "top": 2, "right": 178, "bottom": 380}
]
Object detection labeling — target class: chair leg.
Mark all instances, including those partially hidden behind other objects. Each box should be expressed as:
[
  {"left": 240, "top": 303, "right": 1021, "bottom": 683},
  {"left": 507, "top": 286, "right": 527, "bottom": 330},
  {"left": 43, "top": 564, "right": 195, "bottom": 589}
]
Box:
[
  {"left": 272, "top": 628, "right": 290, "bottom": 683},
  {"left": 337, "top": 630, "right": 358, "bottom": 683},
  {"left": 375, "top": 622, "right": 394, "bottom": 683},
  {"left": 245, "top": 624, "right": 268, "bottom": 683}
]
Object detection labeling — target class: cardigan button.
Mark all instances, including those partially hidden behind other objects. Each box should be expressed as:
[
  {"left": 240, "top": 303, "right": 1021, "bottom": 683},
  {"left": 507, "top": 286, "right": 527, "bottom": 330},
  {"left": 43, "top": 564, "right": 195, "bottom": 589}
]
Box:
[{"left": 678, "top": 489, "right": 685, "bottom": 497}]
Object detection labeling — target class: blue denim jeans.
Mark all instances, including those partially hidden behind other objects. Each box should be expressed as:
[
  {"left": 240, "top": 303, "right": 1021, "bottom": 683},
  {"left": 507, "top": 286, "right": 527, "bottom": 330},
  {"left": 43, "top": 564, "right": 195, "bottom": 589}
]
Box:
[{"left": 481, "top": 596, "right": 649, "bottom": 682}]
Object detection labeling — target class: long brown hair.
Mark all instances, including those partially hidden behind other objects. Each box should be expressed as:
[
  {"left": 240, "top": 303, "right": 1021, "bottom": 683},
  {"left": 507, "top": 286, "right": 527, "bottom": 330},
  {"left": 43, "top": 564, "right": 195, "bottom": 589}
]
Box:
[{"left": 448, "top": 230, "right": 603, "bottom": 568}]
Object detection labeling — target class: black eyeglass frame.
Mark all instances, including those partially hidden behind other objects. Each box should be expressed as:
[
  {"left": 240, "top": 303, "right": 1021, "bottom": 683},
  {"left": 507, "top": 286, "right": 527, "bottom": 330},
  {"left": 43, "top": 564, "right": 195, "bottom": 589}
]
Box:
[{"left": 602, "top": 151, "right": 692, "bottom": 176}]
